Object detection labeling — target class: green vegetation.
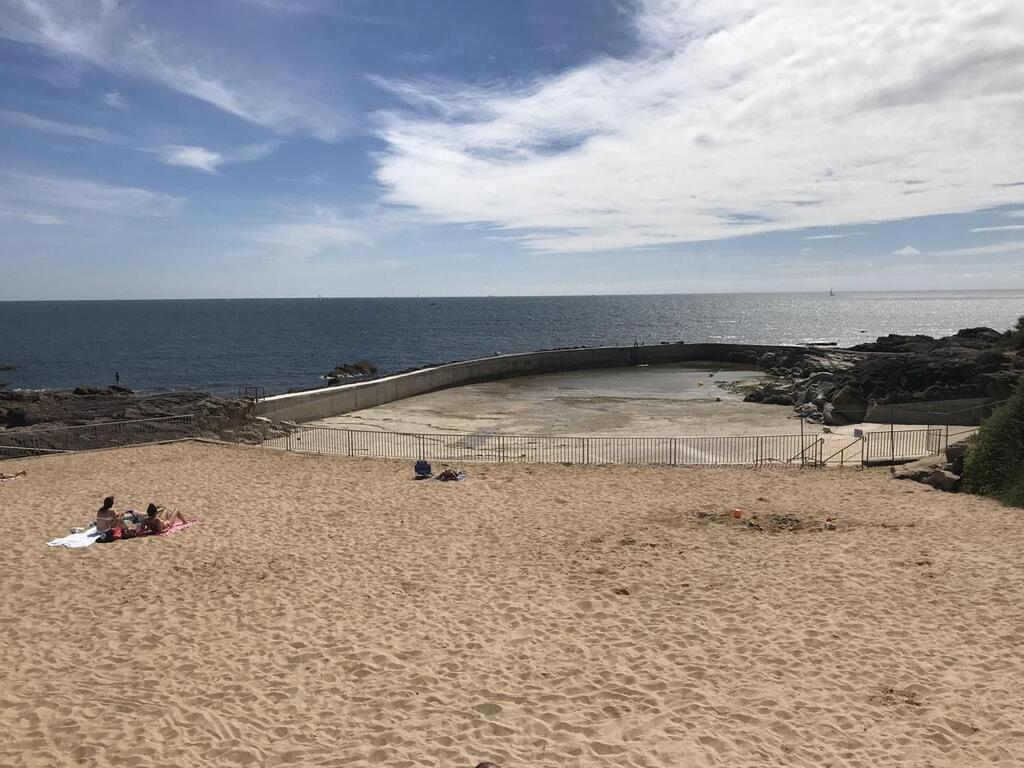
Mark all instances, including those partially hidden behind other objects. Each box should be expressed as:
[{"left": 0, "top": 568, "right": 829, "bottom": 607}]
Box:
[
  {"left": 1001, "top": 315, "right": 1024, "bottom": 349},
  {"left": 963, "top": 377, "right": 1024, "bottom": 507}
]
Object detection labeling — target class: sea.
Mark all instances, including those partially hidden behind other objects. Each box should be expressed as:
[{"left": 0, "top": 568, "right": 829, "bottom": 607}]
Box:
[{"left": 1, "top": 291, "right": 1022, "bottom": 396}]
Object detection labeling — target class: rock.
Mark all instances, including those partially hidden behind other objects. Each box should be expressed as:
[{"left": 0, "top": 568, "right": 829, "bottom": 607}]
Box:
[
  {"left": 978, "top": 370, "right": 1018, "bottom": 399},
  {"left": 745, "top": 380, "right": 796, "bottom": 405},
  {"left": 831, "top": 385, "right": 866, "bottom": 409},
  {"left": 925, "top": 469, "right": 960, "bottom": 492},
  {"left": 893, "top": 455, "right": 945, "bottom": 481},
  {"left": 324, "top": 360, "right": 378, "bottom": 383},
  {"left": 795, "top": 402, "right": 819, "bottom": 419},
  {"left": 944, "top": 437, "right": 973, "bottom": 475},
  {"left": 73, "top": 386, "right": 104, "bottom": 396},
  {"left": 952, "top": 327, "right": 1005, "bottom": 347},
  {"left": 821, "top": 402, "right": 840, "bottom": 426},
  {"left": 0, "top": 364, "right": 17, "bottom": 371}
]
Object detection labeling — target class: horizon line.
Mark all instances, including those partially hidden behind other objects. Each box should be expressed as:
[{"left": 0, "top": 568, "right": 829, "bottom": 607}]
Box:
[{"left": 3, "top": 287, "right": 1024, "bottom": 302}]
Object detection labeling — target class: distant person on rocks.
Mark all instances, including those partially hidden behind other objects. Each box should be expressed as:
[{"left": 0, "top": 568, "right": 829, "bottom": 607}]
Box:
[
  {"left": 141, "top": 503, "right": 192, "bottom": 534},
  {"left": 115, "top": 371, "right": 120, "bottom": 386}
]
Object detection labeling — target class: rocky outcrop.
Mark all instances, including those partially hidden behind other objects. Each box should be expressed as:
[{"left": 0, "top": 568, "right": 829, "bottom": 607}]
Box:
[
  {"left": 742, "top": 328, "right": 1020, "bottom": 425},
  {"left": 323, "top": 360, "right": 378, "bottom": 385},
  {"left": 0, "top": 387, "right": 292, "bottom": 450}
]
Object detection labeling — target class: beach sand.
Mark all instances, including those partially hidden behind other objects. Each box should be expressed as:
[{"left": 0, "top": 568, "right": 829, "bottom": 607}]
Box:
[{"left": 1, "top": 441, "right": 1021, "bottom": 767}]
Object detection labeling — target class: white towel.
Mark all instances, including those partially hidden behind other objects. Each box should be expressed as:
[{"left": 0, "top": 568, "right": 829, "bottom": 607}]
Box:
[{"left": 47, "top": 524, "right": 101, "bottom": 549}]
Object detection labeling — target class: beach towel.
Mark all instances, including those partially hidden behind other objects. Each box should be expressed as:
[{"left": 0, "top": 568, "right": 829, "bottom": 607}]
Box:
[
  {"left": 148, "top": 520, "right": 199, "bottom": 537},
  {"left": 47, "top": 525, "right": 102, "bottom": 549}
]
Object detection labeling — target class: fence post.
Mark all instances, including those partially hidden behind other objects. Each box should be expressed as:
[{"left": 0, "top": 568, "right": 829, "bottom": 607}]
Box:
[{"left": 347, "top": 429, "right": 353, "bottom": 457}]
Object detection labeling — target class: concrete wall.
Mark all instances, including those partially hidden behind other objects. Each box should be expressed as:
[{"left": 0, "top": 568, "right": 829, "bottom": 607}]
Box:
[
  {"left": 255, "top": 342, "right": 995, "bottom": 425},
  {"left": 863, "top": 397, "right": 997, "bottom": 426},
  {"left": 255, "top": 341, "right": 790, "bottom": 423}
]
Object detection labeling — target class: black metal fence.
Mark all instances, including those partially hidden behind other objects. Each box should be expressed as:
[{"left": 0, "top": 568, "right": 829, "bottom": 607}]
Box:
[
  {"left": 1, "top": 416, "right": 963, "bottom": 469},
  {"left": 263, "top": 427, "right": 828, "bottom": 466},
  {"left": 260, "top": 425, "right": 955, "bottom": 467}
]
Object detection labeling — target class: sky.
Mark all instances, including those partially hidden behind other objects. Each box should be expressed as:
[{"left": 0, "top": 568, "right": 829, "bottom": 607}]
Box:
[{"left": 1, "top": 0, "right": 1023, "bottom": 299}]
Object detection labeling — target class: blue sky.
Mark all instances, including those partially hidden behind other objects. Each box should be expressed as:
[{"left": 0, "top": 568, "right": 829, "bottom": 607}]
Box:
[{"left": 1, "top": 0, "right": 1023, "bottom": 300}]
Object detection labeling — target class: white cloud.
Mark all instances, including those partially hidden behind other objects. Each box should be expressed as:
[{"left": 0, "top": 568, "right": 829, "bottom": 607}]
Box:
[
  {"left": 929, "top": 240, "right": 1024, "bottom": 257},
  {"left": 250, "top": 207, "right": 372, "bottom": 257},
  {"left": 374, "top": 0, "right": 1024, "bottom": 253},
  {"left": 891, "top": 246, "right": 921, "bottom": 257},
  {"left": 103, "top": 90, "right": 126, "bottom": 108},
  {"left": 0, "top": 108, "right": 117, "bottom": 142},
  {"left": 970, "top": 224, "right": 1024, "bottom": 233},
  {"left": 154, "top": 142, "right": 278, "bottom": 173},
  {"left": 1, "top": 172, "right": 184, "bottom": 218},
  {"left": 0, "top": 206, "right": 63, "bottom": 225},
  {"left": 803, "top": 232, "right": 865, "bottom": 241},
  {"left": 0, "top": 0, "right": 347, "bottom": 140}
]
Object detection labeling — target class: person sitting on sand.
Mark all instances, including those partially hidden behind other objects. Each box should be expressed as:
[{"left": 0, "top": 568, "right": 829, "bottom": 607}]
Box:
[
  {"left": 140, "top": 503, "right": 191, "bottom": 534},
  {"left": 94, "top": 496, "right": 123, "bottom": 534}
]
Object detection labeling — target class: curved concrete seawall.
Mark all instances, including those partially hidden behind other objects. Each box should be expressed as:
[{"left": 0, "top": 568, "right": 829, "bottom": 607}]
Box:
[{"left": 254, "top": 342, "right": 822, "bottom": 424}]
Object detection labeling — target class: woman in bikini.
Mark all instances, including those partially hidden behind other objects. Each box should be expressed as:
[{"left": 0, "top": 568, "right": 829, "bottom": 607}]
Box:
[
  {"left": 141, "top": 503, "right": 191, "bottom": 534},
  {"left": 94, "top": 496, "right": 123, "bottom": 534}
]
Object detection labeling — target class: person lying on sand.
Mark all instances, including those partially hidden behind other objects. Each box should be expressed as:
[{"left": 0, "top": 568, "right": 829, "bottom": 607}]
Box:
[
  {"left": 0, "top": 469, "right": 27, "bottom": 481},
  {"left": 140, "top": 503, "right": 192, "bottom": 534},
  {"left": 94, "top": 496, "right": 123, "bottom": 534}
]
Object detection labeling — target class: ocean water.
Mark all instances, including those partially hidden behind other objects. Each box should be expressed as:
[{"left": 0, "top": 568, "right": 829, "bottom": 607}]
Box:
[{"left": 1, "top": 291, "right": 1022, "bottom": 395}]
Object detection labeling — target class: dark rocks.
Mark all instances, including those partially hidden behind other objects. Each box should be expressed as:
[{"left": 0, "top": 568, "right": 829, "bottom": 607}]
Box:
[
  {"left": 927, "top": 468, "right": 961, "bottom": 492},
  {"left": 324, "top": 360, "right": 378, "bottom": 385},
  {"left": 744, "top": 327, "right": 1022, "bottom": 424},
  {"left": 0, "top": 387, "right": 293, "bottom": 448},
  {"left": 0, "top": 364, "right": 17, "bottom": 371},
  {"left": 893, "top": 456, "right": 944, "bottom": 483},
  {"left": 745, "top": 379, "right": 796, "bottom": 405}
]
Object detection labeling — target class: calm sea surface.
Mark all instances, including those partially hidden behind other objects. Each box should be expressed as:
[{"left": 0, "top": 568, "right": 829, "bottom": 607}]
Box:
[{"left": 1, "top": 291, "right": 1022, "bottom": 395}]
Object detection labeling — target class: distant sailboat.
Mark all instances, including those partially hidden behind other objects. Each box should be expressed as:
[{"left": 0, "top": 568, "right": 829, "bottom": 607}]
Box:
[{"left": 829, "top": 288, "right": 835, "bottom": 297}]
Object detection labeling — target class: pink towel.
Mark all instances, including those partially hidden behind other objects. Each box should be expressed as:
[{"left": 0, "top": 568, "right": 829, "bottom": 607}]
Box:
[
  {"left": 136, "top": 520, "right": 199, "bottom": 537},
  {"left": 158, "top": 520, "right": 199, "bottom": 536}
]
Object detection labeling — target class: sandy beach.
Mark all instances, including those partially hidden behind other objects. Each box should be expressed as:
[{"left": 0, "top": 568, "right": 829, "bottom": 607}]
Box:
[{"left": 2, "top": 441, "right": 1022, "bottom": 767}]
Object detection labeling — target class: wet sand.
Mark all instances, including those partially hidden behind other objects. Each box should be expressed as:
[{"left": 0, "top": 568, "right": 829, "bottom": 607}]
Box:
[
  {"left": 309, "top": 365, "right": 974, "bottom": 444},
  {"left": 2, "top": 441, "right": 1021, "bottom": 767}
]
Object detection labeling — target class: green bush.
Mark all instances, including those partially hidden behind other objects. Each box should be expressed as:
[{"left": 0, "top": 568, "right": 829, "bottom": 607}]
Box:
[
  {"left": 963, "top": 377, "right": 1024, "bottom": 506},
  {"left": 1002, "top": 315, "right": 1024, "bottom": 349}
]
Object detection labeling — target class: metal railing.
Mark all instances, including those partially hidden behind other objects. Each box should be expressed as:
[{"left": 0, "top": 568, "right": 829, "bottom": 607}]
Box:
[
  {"left": 262, "top": 426, "right": 840, "bottom": 467},
  {"left": 862, "top": 427, "right": 947, "bottom": 466},
  {"left": 1, "top": 416, "right": 965, "bottom": 469},
  {"left": 0, "top": 415, "right": 197, "bottom": 458}
]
